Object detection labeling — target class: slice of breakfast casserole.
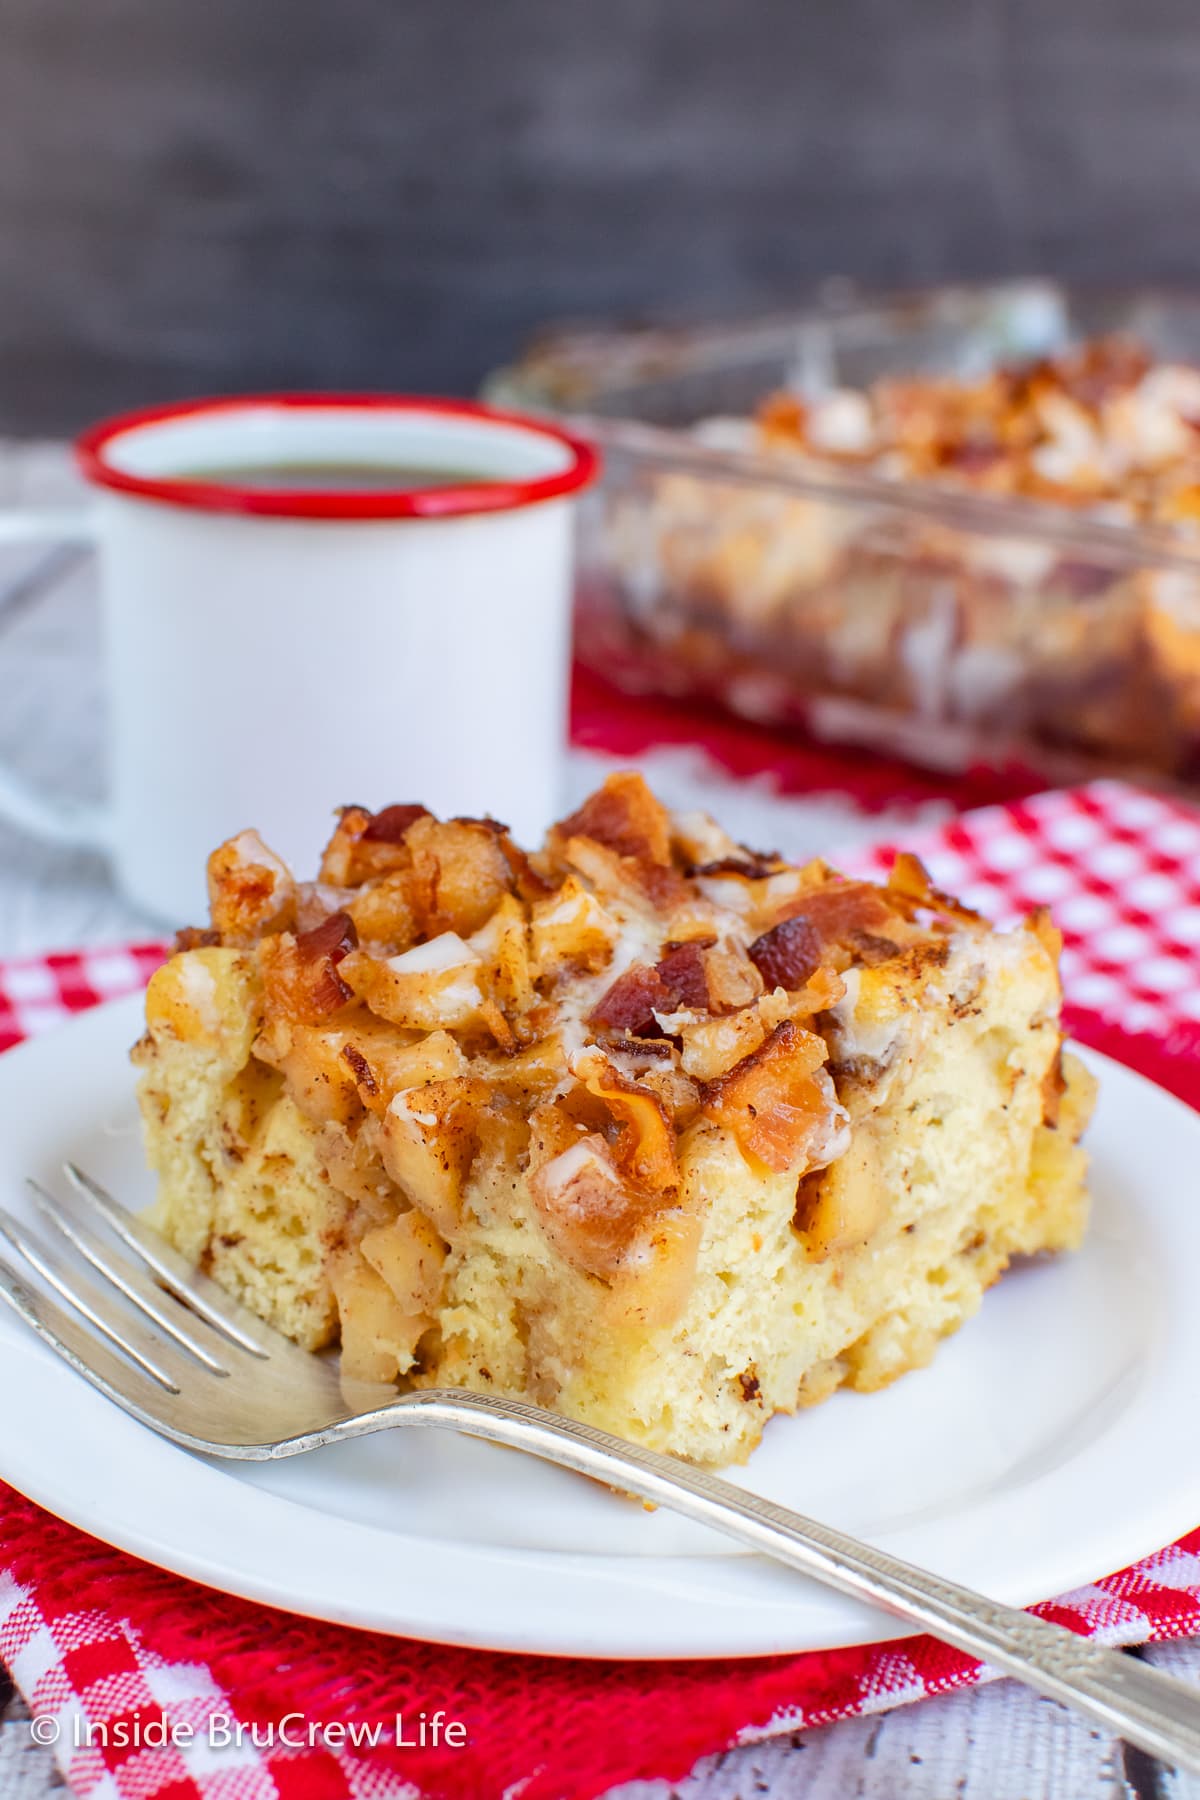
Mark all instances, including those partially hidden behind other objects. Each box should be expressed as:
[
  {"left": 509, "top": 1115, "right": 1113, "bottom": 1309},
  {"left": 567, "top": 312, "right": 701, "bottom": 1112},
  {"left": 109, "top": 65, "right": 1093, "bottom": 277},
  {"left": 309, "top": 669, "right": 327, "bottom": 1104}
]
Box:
[{"left": 133, "top": 773, "right": 1095, "bottom": 1466}]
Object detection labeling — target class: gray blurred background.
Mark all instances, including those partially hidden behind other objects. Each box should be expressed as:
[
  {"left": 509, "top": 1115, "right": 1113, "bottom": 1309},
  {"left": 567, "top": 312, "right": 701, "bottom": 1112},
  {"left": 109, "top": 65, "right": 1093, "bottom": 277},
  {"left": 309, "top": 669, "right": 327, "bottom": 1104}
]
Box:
[{"left": 0, "top": 0, "right": 1195, "bottom": 434}]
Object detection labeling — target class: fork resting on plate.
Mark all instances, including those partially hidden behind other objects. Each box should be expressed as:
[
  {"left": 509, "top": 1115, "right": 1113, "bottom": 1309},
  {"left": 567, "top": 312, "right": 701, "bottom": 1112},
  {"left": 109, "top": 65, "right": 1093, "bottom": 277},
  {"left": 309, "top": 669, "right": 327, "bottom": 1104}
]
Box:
[{"left": 2, "top": 1161, "right": 1200, "bottom": 1775}]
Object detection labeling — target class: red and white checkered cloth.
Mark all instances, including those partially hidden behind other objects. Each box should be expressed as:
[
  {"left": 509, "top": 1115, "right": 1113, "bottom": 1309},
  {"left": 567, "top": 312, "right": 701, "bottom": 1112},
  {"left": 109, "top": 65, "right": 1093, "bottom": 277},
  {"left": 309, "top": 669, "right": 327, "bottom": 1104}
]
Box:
[
  {"left": 850, "top": 779, "right": 1200, "bottom": 1049},
  {"left": 1, "top": 777, "right": 1199, "bottom": 1800},
  {"left": 0, "top": 944, "right": 166, "bottom": 1055}
]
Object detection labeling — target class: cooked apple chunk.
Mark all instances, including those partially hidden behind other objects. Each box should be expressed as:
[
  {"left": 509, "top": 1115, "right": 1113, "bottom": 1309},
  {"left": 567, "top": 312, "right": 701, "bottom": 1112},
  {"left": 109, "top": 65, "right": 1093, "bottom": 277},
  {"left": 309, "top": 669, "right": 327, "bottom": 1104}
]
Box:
[{"left": 329, "top": 1248, "right": 427, "bottom": 1382}]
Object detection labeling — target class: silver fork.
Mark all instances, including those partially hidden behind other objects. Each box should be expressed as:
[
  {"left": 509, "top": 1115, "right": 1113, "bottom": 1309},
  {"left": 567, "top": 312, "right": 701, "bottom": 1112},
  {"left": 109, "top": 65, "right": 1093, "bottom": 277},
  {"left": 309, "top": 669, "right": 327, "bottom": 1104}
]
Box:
[{"left": 2, "top": 1166, "right": 1200, "bottom": 1774}]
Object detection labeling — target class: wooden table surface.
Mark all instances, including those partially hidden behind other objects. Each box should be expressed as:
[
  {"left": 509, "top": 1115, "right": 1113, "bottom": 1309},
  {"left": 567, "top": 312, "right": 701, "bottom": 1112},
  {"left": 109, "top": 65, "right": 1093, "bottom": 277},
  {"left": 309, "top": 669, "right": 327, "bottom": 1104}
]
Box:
[{"left": 0, "top": 444, "right": 1198, "bottom": 1800}]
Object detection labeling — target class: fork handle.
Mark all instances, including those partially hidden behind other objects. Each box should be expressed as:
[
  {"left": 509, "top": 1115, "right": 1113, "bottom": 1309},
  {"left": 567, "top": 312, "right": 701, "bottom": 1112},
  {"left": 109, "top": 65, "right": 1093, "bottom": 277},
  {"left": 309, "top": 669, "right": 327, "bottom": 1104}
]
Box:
[{"left": 392, "top": 1389, "right": 1200, "bottom": 1773}]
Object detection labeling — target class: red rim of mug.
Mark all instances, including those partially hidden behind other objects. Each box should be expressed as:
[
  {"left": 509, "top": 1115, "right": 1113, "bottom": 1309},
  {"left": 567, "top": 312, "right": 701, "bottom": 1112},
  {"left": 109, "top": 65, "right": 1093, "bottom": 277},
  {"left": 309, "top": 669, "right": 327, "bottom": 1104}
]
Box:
[{"left": 74, "top": 394, "right": 601, "bottom": 520}]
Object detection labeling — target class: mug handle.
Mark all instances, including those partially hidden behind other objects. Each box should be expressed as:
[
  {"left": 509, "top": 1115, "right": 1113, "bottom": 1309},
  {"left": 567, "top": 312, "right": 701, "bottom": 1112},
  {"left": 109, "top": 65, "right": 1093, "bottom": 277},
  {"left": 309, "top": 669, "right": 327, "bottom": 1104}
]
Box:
[{"left": 0, "top": 506, "right": 112, "bottom": 852}]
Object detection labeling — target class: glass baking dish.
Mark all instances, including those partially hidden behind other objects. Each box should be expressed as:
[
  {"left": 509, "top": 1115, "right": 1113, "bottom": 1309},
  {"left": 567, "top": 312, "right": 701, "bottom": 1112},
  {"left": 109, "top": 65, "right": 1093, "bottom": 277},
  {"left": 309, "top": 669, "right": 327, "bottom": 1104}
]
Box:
[{"left": 488, "top": 282, "right": 1200, "bottom": 787}]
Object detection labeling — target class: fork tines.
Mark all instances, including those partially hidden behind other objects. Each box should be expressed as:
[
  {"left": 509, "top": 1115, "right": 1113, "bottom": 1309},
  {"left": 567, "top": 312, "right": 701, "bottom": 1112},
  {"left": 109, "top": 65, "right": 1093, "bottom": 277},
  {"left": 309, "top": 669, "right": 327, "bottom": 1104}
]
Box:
[{"left": 0, "top": 1163, "right": 277, "bottom": 1399}]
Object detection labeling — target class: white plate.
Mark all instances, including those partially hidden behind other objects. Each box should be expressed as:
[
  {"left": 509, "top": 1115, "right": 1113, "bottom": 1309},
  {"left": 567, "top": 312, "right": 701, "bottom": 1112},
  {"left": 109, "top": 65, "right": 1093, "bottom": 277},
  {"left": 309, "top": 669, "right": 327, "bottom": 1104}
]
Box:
[{"left": 0, "top": 994, "right": 1196, "bottom": 1660}]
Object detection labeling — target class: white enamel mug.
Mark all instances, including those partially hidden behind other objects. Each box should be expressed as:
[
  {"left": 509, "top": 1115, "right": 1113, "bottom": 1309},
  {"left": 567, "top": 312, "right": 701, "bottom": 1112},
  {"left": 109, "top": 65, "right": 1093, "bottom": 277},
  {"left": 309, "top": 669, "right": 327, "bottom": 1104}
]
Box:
[{"left": 0, "top": 396, "right": 598, "bottom": 924}]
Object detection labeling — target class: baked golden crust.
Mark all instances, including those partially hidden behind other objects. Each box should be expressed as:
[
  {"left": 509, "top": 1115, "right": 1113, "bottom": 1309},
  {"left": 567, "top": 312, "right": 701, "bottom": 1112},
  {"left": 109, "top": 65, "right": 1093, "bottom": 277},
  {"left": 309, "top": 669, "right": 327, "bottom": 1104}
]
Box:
[{"left": 134, "top": 773, "right": 1095, "bottom": 1464}]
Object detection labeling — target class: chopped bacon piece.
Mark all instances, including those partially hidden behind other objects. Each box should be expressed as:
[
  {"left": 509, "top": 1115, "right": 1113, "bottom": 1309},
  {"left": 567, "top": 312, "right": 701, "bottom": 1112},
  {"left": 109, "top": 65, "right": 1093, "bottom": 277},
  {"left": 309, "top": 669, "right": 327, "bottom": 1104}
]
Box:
[
  {"left": 556, "top": 771, "right": 673, "bottom": 866},
  {"left": 656, "top": 940, "right": 713, "bottom": 1011},
  {"left": 634, "top": 860, "right": 690, "bottom": 913},
  {"left": 591, "top": 940, "right": 722, "bottom": 1037},
  {"left": 703, "top": 1019, "right": 836, "bottom": 1173},
  {"left": 751, "top": 880, "right": 906, "bottom": 971},
  {"left": 296, "top": 912, "right": 358, "bottom": 1014},
  {"left": 590, "top": 964, "right": 673, "bottom": 1037},
  {"left": 781, "top": 881, "right": 896, "bottom": 943},
  {"left": 297, "top": 910, "right": 357, "bottom": 965},
  {"left": 748, "top": 916, "right": 823, "bottom": 990},
  {"left": 362, "top": 804, "right": 430, "bottom": 843},
  {"left": 261, "top": 910, "right": 358, "bottom": 1023}
]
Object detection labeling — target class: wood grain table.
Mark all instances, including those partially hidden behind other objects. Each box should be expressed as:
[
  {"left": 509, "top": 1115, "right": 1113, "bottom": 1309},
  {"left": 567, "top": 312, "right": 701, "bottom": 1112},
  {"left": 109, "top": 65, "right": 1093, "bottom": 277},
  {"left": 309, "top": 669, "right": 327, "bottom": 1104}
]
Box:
[{"left": 0, "top": 444, "right": 1198, "bottom": 1800}]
